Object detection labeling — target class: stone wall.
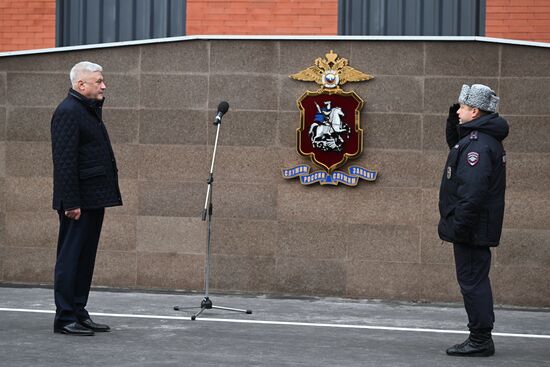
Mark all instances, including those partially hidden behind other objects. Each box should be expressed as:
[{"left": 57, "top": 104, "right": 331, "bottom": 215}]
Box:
[{"left": 1, "top": 38, "right": 549, "bottom": 307}]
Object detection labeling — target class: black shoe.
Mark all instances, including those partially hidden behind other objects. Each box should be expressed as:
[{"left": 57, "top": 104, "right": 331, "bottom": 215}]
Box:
[
  {"left": 78, "top": 318, "right": 110, "bottom": 332},
  {"left": 54, "top": 322, "right": 95, "bottom": 336},
  {"left": 446, "top": 337, "right": 495, "bottom": 357}
]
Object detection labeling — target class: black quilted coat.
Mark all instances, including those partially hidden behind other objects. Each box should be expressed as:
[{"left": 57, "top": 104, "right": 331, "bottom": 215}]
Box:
[
  {"left": 51, "top": 89, "right": 122, "bottom": 211},
  {"left": 438, "top": 113, "right": 509, "bottom": 247}
]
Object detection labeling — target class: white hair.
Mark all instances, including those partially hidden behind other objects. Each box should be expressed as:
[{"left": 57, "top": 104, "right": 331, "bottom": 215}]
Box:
[{"left": 70, "top": 61, "right": 103, "bottom": 87}]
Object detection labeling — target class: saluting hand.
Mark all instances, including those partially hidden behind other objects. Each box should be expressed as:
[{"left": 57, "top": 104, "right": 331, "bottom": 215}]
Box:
[{"left": 448, "top": 103, "right": 460, "bottom": 125}]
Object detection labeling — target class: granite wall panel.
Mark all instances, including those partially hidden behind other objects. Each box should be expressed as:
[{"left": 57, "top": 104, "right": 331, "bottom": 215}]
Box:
[
  {"left": 4, "top": 211, "right": 57, "bottom": 248},
  {"left": 1, "top": 39, "right": 549, "bottom": 307},
  {"left": 0, "top": 107, "right": 5, "bottom": 142},
  {"left": 6, "top": 107, "right": 53, "bottom": 142}
]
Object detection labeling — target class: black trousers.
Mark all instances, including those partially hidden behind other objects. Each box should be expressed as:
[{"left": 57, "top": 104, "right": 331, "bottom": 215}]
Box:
[
  {"left": 453, "top": 243, "right": 495, "bottom": 331},
  {"left": 54, "top": 208, "right": 104, "bottom": 326}
]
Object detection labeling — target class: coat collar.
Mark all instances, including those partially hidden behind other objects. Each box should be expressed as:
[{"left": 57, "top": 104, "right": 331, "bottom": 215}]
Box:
[{"left": 68, "top": 88, "right": 105, "bottom": 110}]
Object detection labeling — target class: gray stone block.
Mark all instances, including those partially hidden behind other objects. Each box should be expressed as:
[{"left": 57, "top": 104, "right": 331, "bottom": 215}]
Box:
[
  {"left": 102, "top": 108, "right": 139, "bottom": 144},
  {"left": 93, "top": 250, "right": 137, "bottom": 288},
  {"left": 363, "top": 113, "right": 422, "bottom": 150},
  {"left": 504, "top": 190, "right": 550, "bottom": 230},
  {"left": 210, "top": 219, "right": 279, "bottom": 257},
  {"left": 7, "top": 73, "right": 68, "bottom": 107},
  {"left": 277, "top": 111, "right": 300, "bottom": 148},
  {"left": 136, "top": 252, "right": 204, "bottom": 290},
  {"left": 354, "top": 76, "right": 423, "bottom": 113},
  {"left": 0, "top": 47, "right": 140, "bottom": 73},
  {"left": 5, "top": 211, "right": 57, "bottom": 248},
  {"left": 140, "top": 41, "right": 208, "bottom": 73},
  {"left": 277, "top": 184, "right": 422, "bottom": 226},
  {"left": 110, "top": 179, "right": 138, "bottom": 216},
  {"left": 2, "top": 246, "right": 55, "bottom": 283},
  {"left": 506, "top": 152, "right": 550, "bottom": 191},
  {"left": 137, "top": 216, "right": 205, "bottom": 254},
  {"left": 5, "top": 177, "right": 52, "bottom": 212},
  {"left": 501, "top": 44, "right": 550, "bottom": 77},
  {"left": 420, "top": 226, "right": 454, "bottom": 265},
  {"left": 138, "top": 180, "right": 205, "bottom": 217},
  {"left": 351, "top": 41, "right": 424, "bottom": 76},
  {"left": 499, "top": 77, "right": 550, "bottom": 115},
  {"left": 425, "top": 42, "right": 499, "bottom": 76},
  {"left": 354, "top": 149, "right": 424, "bottom": 188},
  {"left": 139, "top": 109, "right": 208, "bottom": 145},
  {"left": 420, "top": 264, "right": 461, "bottom": 302},
  {"left": 138, "top": 145, "right": 207, "bottom": 181},
  {"left": 211, "top": 41, "right": 278, "bottom": 74},
  {"left": 214, "top": 183, "right": 276, "bottom": 220},
  {"left": 0, "top": 142, "right": 4, "bottom": 178},
  {"left": 112, "top": 144, "right": 139, "bottom": 179},
  {"left": 497, "top": 228, "right": 550, "bottom": 268},
  {"left": 5, "top": 141, "right": 52, "bottom": 177},
  {"left": 505, "top": 116, "right": 550, "bottom": 153},
  {"left": 6, "top": 107, "right": 53, "bottom": 142},
  {"left": 103, "top": 74, "right": 139, "bottom": 108},
  {"left": 140, "top": 74, "right": 208, "bottom": 109},
  {"left": 209, "top": 74, "right": 278, "bottom": 111},
  {"left": 346, "top": 261, "right": 421, "bottom": 300},
  {"left": 209, "top": 110, "right": 278, "bottom": 147},
  {"left": 276, "top": 257, "right": 346, "bottom": 296},
  {"left": 99, "top": 214, "right": 137, "bottom": 252},
  {"left": 210, "top": 255, "right": 277, "bottom": 293},
  {"left": 493, "top": 266, "right": 550, "bottom": 306},
  {"left": 279, "top": 41, "right": 352, "bottom": 75},
  {"left": 0, "top": 73, "right": 5, "bottom": 106},
  {"left": 0, "top": 107, "right": 5, "bottom": 141},
  {"left": 213, "top": 146, "right": 279, "bottom": 184},
  {"left": 422, "top": 114, "right": 449, "bottom": 151},
  {"left": 423, "top": 77, "right": 498, "bottom": 114}
]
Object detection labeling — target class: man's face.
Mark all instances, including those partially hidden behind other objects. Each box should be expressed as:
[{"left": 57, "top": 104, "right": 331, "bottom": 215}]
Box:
[
  {"left": 457, "top": 104, "right": 478, "bottom": 124},
  {"left": 76, "top": 71, "right": 106, "bottom": 100}
]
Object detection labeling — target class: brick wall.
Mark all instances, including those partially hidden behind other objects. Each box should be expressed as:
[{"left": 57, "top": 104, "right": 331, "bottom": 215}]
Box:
[
  {"left": 486, "top": 0, "right": 550, "bottom": 42},
  {"left": 186, "top": 0, "right": 338, "bottom": 35},
  {"left": 0, "top": 0, "right": 55, "bottom": 52}
]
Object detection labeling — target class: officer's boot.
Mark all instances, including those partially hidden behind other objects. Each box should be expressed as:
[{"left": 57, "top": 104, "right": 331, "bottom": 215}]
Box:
[{"left": 446, "top": 328, "right": 495, "bottom": 357}]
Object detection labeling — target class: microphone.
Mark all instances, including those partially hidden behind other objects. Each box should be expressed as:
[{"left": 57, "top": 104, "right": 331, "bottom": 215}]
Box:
[{"left": 214, "top": 101, "right": 229, "bottom": 124}]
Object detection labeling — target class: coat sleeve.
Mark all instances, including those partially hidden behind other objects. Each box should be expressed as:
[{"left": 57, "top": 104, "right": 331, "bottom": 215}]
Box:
[
  {"left": 451, "top": 142, "right": 492, "bottom": 241},
  {"left": 51, "top": 109, "right": 81, "bottom": 210}
]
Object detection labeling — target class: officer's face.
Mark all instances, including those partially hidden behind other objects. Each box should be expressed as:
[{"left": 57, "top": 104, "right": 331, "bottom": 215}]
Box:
[
  {"left": 457, "top": 104, "right": 478, "bottom": 124},
  {"left": 76, "top": 71, "right": 106, "bottom": 101}
]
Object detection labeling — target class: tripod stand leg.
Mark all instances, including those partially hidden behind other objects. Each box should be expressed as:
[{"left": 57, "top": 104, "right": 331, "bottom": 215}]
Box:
[{"left": 212, "top": 305, "right": 252, "bottom": 314}]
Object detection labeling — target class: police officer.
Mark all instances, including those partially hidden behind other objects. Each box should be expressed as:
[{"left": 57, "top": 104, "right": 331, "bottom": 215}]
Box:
[
  {"left": 438, "top": 84, "right": 509, "bottom": 357},
  {"left": 51, "top": 61, "right": 123, "bottom": 335}
]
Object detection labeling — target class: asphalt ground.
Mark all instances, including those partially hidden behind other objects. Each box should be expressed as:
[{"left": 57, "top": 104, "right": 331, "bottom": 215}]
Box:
[{"left": 0, "top": 286, "right": 549, "bottom": 367}]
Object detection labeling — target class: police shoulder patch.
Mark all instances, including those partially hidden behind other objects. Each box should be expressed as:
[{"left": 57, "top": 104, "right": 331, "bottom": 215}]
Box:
[{"left": 467, "top": 151, "right": 480, "bottom": 166}]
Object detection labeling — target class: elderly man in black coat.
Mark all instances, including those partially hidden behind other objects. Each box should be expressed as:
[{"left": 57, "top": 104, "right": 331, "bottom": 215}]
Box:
[
  {"left": 51, "top": 61, "right": 122, "bottom": 335},
  {"left": 439, "top": 84, "right": 509, "bottom": 357}
]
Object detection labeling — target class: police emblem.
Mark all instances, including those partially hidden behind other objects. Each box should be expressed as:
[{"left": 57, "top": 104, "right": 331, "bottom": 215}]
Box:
[
  {"left": 467, "top": 152, "right": 480, "bottom": 166},
  {"left": 282, "top": 50, "right": 377, "bottom": 186}
]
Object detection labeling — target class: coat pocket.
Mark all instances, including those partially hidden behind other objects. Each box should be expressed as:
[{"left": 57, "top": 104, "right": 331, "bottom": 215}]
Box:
[{"left": 79, "top": 165, "right": 106, "bottom": 179}]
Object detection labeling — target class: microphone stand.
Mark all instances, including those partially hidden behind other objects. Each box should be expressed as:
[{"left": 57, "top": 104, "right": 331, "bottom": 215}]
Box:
[{"left": 173, "top": 111, "right": 252, "bottom": 320}]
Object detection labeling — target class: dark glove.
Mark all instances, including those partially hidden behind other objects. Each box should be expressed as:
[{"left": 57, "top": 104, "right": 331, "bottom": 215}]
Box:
[
  {"left": 447, "top": 103, "right": 460, "bottom": 125},
  {"left": 445, "top": 103, "right": 460, "bottom": 148}
]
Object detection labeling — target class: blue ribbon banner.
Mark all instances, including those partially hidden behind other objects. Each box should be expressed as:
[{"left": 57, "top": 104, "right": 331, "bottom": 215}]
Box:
[{"left": 282, "top": 165, "right": 377, "bottom": 186}]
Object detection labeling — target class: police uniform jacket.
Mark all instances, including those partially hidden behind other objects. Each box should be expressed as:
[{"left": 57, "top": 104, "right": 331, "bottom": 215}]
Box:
[
  {"left": 51, "top": 89, "right": 122, "bottom": 211},
  {"left": 438, "top": 113, "right": 509, "bottom": 247}
]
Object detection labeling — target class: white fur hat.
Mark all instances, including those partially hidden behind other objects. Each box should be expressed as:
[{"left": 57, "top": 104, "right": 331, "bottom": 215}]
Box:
[{"left": 458, "top": 84, "right": 499, "bottom": 113}]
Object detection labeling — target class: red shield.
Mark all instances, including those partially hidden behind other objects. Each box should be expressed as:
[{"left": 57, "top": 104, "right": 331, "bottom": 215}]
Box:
[{"left": 296, "top": 90, "right": 363, "bottom": 173}]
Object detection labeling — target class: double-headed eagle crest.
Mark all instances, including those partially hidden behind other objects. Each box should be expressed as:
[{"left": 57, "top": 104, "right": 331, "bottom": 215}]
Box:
[{"left": 290, "top": 50, "right": 373, "bottom": 91}]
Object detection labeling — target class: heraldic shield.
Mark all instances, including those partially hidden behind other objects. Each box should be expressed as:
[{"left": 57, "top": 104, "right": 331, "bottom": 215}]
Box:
[
  {"left": 283, "top": 50, "right": 377, "bottom": 186},
  {"left": 297, "top": 90, "right": 363, "bottom": 173}
]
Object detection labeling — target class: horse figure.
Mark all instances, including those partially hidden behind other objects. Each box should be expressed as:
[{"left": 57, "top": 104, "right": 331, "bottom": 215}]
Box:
[
  {"left": 328, "top": 107, "right": 346, "bottom": 132},
  {"left": 308, "top": 106, "right": 347, "bottom": 151}
]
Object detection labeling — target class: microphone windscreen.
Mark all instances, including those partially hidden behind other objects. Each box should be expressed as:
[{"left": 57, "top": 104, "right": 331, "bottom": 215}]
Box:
[{"left": 217, "top": 101, "right": 229, "bottom": 114}]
